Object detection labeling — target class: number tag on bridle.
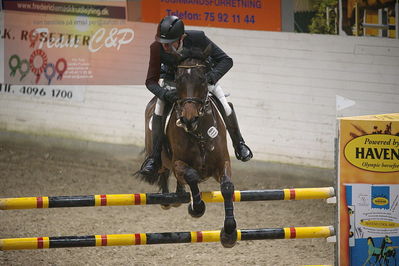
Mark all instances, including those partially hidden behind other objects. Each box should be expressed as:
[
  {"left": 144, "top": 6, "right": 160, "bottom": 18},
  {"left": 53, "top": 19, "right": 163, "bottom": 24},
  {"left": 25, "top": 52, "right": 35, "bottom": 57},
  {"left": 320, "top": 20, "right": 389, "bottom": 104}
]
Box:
[{"left": 207, "top": 126, "right": 218, "bottom": 139}]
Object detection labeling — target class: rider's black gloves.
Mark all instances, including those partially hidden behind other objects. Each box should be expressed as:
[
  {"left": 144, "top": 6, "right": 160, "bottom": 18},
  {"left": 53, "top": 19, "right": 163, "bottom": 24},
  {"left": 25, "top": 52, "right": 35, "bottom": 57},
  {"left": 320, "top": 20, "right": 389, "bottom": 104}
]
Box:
[
  {"left": 205, "top": 71, "right": 219, "bottom": 85},
  {"left": 163, "top": 89, "right": 179, "bottom": 103}
]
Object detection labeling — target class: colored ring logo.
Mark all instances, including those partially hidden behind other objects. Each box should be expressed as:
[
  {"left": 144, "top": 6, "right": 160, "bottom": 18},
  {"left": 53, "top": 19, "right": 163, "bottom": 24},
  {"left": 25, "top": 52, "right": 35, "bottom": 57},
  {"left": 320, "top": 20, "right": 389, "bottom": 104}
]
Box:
[
  {"left": 8, "top": 55, "right": 20, "bottom": 77},
  {"left": 44, "top": 63, "right": 56, "bottom": 85},
  {"left": 29, "top": 49, "right": 48, "bottom": 84},
  {"left": 55, "top": 58, "right": 67, "bottom": 80}
]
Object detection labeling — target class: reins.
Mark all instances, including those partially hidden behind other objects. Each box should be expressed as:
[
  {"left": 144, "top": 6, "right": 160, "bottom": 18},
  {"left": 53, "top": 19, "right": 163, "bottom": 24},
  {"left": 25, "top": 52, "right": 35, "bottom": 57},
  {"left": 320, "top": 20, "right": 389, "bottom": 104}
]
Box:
[{"left": 177, "top": 64, "right": 207, "bottom": 69}]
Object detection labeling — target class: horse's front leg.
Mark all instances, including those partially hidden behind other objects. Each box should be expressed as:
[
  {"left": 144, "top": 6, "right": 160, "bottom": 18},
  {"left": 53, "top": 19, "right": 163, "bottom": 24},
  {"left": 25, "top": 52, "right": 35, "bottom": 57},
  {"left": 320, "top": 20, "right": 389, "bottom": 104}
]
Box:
[
  {"left": 363, "top": 253, "right": 372, "bottom": 266},
  {"left": 170, "top": 181, "right": 186, "bottom": 208},
  {"left": 220, "top": 160, "right": 237, "bottom": 248},
  {"left": 159, "top": 169, "right": 172, "bottom": 210},
  {"left": 174, "top": 160, "right": 206, "bottom": 218}
]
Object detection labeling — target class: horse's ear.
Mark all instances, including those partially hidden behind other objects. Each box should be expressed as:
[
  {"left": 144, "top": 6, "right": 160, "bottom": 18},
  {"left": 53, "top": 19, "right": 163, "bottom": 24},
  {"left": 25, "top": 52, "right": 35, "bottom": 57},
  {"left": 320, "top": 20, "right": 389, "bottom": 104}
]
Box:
[{"left": 203, "top": 44, "right": 212, "bottom": 58}]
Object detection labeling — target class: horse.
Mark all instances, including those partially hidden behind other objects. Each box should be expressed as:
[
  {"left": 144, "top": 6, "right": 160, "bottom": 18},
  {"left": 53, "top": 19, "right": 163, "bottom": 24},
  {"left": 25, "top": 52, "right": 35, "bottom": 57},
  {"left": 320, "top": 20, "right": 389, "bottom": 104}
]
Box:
[
  {"left": 136, "top": 45, "right": 237, "bottom": 248},
  {"left": 380, "top": 235, "right": 398, "bottom": 265},
  {"left": 363, "top": 235, "right": 398, "bottom": 265},
  {"left": 363, "top": 237, "right": 383, "bottom": 265},
  {"left": 341, "top": 0, "right": 396, "bottom": 35}
]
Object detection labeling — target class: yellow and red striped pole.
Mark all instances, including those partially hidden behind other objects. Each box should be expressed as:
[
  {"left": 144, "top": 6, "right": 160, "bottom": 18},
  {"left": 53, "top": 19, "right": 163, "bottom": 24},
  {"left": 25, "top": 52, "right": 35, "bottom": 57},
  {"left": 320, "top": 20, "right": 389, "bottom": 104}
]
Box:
[
  {"left": 0, "top": 226, "right": 335, "bottom": 251},
  {"left": 0, "top": 187, "right": 335, "bottom": 210}
]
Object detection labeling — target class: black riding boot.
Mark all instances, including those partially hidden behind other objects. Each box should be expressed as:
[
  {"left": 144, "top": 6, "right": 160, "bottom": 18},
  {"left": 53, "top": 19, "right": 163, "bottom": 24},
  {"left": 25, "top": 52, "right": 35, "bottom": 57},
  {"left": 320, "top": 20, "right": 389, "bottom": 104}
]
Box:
[
  {"left": 139, "top": 114, "right": 163, "bottom": 176},
  {"left": 225, "top": 103, "right": 253, "bottom": 162}
]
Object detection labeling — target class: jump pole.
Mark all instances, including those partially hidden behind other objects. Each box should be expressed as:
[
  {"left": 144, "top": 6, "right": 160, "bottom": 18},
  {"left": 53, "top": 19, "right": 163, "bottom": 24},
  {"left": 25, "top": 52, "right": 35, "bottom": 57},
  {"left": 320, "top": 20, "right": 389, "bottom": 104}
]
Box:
[
  {"left": 0, "top": 226, "right": 335, "bottom": 251},
  {"left": 0, "top": 187, "right": 335, "bottom": 210}
]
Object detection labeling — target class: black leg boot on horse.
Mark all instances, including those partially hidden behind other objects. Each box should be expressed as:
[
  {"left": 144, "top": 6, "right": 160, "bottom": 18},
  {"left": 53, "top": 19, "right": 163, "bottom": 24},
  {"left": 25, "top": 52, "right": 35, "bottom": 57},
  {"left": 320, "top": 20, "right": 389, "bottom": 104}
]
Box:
[
  {"left": 139, "top": 114, "right": 164, "bottom": 180},
  {"left": 185, "top": 168, "right": 206, "bottom": 218},
  {"left": 224, "top": 103, "right": 253, "bottom": 162},
  {"left": 220, "top": 175, "right": 237, "bottom": 248}
]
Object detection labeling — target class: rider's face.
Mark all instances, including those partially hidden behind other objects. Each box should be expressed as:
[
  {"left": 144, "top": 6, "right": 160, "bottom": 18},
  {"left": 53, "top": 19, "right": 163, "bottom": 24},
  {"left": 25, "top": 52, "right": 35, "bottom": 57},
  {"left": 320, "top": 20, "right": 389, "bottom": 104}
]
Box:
[
  {"left": 162, "top": 40, "right": 179, "bottom": 52},
  {"left": 162, "top": 35, "right": 185, "bottom": 53}
]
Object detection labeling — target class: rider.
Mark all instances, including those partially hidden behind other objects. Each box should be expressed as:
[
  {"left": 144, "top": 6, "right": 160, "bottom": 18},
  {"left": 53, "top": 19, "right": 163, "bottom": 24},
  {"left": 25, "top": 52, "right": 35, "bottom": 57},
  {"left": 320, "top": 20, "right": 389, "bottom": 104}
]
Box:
[{"left": 139, "top": 15, "right": 253, "bottom": 176}]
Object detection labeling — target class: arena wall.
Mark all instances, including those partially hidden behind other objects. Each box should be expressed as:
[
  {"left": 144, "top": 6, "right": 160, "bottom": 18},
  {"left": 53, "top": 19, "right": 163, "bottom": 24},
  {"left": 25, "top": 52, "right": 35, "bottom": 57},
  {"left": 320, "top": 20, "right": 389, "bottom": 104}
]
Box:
[{"left": 1, "top": 23, "right": 399, "bottom": 169}]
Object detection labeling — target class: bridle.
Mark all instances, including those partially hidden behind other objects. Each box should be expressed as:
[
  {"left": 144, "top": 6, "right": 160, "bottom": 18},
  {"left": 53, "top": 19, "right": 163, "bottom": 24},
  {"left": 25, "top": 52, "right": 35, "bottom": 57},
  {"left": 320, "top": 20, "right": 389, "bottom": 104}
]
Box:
[
  {"left": 175, "top": 63, "right": 209, "bottom": 118},
  {"left": 174, "top": 61, "right": 217, "bottom": 171}
]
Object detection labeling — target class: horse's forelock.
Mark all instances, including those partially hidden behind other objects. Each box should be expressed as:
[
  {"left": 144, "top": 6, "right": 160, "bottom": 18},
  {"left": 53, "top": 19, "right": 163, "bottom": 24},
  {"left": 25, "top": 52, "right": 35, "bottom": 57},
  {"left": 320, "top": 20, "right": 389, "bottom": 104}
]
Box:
[
  {"left": 176, "top": 53, "right": 208, "bottom": 101},
  {"left": 176, "top": 72, "right": 206, "bottom": 97}
]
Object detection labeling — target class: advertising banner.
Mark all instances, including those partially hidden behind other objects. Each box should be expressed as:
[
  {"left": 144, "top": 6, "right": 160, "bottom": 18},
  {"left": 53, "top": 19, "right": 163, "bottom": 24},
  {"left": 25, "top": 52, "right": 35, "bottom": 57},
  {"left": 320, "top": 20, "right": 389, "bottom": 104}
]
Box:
[
  {"left": 346, "top": 184, "right": 399, "bottom": 266},
  {"left": 2, "top": 1, "right": 155, "bottom": 85},
  {"left": 3, "top": 0, "right": 126, "bottom": 19},
  {"left": 338, "top": 114, "right": 399, "bottom": 266},
  {"left": 141, "top": 0, "right": 281, "bottom": 31}
]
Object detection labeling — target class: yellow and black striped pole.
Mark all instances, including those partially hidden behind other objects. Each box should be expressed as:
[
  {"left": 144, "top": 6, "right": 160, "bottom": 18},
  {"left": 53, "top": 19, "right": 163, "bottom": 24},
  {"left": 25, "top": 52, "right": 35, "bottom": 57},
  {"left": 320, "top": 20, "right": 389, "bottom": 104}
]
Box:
[
  {"left": 0, "top": 187, "right": 335, "bottom": 210},
  {"left": 0, "top": 226, "right": 335, "bottom": 251}
]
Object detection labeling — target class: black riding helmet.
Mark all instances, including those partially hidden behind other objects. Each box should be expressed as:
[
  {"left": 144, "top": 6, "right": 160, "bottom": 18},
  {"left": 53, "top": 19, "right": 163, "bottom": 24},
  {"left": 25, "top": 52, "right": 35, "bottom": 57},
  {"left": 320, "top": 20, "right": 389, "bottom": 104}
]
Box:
[{"left": 156, "top": 16, "right": 185, "bottom": 43}]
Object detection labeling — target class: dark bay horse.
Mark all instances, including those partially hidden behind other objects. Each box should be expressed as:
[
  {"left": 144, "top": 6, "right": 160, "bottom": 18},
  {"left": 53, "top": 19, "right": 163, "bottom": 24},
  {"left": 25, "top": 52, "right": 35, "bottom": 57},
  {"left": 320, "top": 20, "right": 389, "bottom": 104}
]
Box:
[{"left": 137, "top": 45, "right": 237, "bottom": 248}]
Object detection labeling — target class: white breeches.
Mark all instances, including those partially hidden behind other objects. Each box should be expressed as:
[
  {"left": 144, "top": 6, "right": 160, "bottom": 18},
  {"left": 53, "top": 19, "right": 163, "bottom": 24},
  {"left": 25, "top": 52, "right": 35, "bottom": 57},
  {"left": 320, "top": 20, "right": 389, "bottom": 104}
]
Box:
[{"left": 154, "top": 82, "right": 232, "bottom": 116}]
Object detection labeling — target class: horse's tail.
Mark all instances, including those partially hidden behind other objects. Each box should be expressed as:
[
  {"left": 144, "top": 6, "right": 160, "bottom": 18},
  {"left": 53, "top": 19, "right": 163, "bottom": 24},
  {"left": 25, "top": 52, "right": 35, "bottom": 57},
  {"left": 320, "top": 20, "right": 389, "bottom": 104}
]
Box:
[
  {"left": 133, "top": 169, "right": 161, "bottom": 186},
  {"left": 133, "top": 168, "right": 170, "bottom": 193},
  {"left": 133, "top": 96, "right": 162, "bottom": 185}
]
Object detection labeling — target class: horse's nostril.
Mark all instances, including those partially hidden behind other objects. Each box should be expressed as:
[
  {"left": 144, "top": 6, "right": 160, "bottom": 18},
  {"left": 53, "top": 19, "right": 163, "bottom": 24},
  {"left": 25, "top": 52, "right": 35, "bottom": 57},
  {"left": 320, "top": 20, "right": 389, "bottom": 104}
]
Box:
[
  {"left": 180, "top": 116, "right": 199, "bottom": 130},
  {"left": 187, "top": 117, "right": 199, "bottom": 125},
  {"left": 192, "top": 117, "right": 199, "bottom": 124},
  {"left": 181, "top": 117, "right": 189, "bottom": 125}
]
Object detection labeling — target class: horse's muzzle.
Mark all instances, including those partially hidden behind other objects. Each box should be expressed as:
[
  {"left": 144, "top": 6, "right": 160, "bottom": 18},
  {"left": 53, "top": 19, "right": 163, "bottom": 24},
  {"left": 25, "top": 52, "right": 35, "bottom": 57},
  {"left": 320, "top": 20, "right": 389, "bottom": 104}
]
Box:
[{"left": 177, "top": 116, "right": 199, "bottom": 132}]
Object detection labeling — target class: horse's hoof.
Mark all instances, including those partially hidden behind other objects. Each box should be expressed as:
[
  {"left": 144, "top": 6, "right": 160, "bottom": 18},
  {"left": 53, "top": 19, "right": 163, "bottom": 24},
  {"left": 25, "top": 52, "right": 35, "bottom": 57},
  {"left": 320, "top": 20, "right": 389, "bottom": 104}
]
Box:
[
  {"left": 220, "top": 227, "right": 237, "bottom": 248},
  {"left": 171, "top": 203, "right": 182, "bottom": 208},
  {"left": 224, "top": 217, "right": 237, "bottom": 231},
  {"left": 161, "top": 204, "right": 171, "bottom": 210},
  {"left": 188, "top": 200, "right": 206, "bottom": 218}
]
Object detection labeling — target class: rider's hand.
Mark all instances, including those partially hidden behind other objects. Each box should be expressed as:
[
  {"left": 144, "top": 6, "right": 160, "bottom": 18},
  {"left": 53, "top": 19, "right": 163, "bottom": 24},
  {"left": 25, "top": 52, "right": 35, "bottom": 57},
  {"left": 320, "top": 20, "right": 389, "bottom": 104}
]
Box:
[
  {"left": 163, "top": 89, "right": 179, "bottom": 103},
  {"left": 206, "top": 71, "right": 218, "bottom": 85}
]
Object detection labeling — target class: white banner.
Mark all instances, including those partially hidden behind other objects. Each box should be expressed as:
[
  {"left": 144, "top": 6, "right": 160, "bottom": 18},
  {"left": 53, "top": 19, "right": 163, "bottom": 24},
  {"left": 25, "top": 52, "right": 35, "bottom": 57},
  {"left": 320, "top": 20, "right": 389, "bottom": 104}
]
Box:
[
  {"left": 0, "top": 83, "right": 85, "bottom": 102},
  {"left": 0, "top": 11, "right": 4, "bottom": 83}
]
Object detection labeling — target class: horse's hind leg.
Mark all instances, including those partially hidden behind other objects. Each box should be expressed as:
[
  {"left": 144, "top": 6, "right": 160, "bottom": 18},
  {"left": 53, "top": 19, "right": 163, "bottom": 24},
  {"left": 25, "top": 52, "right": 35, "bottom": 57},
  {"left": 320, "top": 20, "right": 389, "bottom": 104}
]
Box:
[
  {"left": 176, "top": 181, "right": 186, "bottom": 193},
  {"left": 174, "top": 160, "right": 205, "bottom": 218},
  {"left": 220, "top": 160, "right": 237, "bottom": 248}
]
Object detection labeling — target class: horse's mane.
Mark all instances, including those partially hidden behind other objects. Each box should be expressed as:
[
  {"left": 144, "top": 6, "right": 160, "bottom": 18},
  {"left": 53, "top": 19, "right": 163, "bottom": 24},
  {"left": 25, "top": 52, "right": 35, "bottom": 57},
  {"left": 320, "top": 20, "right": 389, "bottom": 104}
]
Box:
[{"left": 368, "top": 237, "right": 374, "bottom": 246}]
